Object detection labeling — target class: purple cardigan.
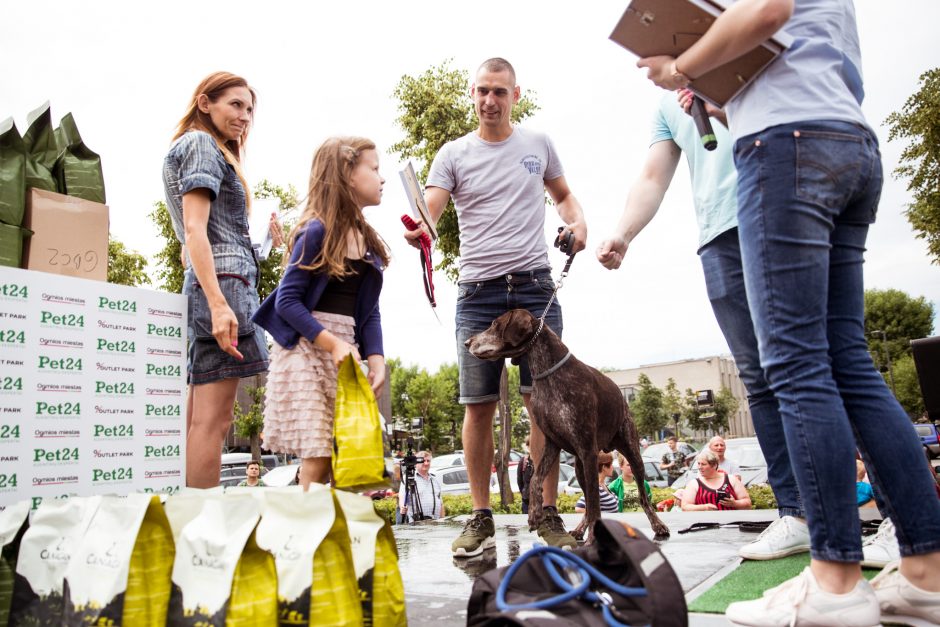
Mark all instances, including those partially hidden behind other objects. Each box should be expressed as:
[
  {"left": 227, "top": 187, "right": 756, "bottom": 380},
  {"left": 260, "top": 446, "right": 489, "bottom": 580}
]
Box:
[{"left": 251, "top": 219, "right": 384, "bottom": 356}]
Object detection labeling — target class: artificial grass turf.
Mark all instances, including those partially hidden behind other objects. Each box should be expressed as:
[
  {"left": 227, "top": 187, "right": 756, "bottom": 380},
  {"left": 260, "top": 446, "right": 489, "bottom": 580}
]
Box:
[{"left": 687, "top": 554, "right": 881, "bottom": 614}]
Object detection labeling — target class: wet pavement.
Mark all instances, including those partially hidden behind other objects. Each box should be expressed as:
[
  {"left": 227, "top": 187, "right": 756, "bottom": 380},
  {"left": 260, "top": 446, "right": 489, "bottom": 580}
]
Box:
[{"left": 395, "top": 509, "right": 882, "bottom": 626}]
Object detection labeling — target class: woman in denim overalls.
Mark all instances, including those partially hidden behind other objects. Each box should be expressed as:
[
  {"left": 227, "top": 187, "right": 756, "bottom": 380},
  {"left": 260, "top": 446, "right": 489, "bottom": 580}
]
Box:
[{"left": 162, "top": 72, "right": 269, "bottom": 487}]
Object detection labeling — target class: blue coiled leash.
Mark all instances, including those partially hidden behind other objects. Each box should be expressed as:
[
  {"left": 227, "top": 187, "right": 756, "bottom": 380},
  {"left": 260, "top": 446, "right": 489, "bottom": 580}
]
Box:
[{"left": 495, "top": 544, "right": 650, "bottom": 627}]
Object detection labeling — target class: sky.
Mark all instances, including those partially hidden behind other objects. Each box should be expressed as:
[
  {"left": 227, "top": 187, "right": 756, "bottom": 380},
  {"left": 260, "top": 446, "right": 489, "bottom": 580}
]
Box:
[{"left": 3, "top": 1, "right": 939, "bottom": 372}]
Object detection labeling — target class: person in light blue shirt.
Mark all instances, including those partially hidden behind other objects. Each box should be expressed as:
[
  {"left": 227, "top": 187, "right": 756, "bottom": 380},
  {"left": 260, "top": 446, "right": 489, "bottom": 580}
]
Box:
[
  {"left": 597, "top": 93, "right": 807, "bottom": 562},
  {"left": 638, "top": 0, "right": 940, "bottom": 624}
]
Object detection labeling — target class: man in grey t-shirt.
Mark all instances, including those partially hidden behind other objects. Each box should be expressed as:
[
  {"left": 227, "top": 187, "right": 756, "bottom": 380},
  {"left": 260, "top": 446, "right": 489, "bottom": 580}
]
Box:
[{"left": 405, "top": 57, "right": 587, "bottom": 557}]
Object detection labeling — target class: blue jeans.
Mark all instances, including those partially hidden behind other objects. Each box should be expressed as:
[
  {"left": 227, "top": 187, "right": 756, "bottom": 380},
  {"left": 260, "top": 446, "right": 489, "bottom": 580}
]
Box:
[
  {"left": 700, "top": 228, "right": 803, "bottom": 518},
  {"left": 455, "top": 268, "right": 562, "bottom": 403},
  {"left": 734, "top": 120, "right": 940, "bottom": 562}
]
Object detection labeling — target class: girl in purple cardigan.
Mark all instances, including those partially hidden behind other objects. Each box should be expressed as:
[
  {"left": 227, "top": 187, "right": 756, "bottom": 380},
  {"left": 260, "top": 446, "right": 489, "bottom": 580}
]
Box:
[{"left": 252, "top": 137, "right": 389, "bottom": 487}]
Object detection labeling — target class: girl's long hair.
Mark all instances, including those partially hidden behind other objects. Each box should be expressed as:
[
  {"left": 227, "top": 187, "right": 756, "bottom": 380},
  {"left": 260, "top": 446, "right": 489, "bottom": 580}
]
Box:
[
  {"left": 172, "top": 71, "right": 255, "bottom": 207},
  {"left": 287, "top": 137, "right": 390, "bottom": 276}
]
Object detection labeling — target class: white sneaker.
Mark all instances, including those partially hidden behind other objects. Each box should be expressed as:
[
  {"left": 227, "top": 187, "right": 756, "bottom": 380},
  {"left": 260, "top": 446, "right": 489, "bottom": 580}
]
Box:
[
  {"left": 871, "top": 561, "right": 940, "bottom": 627},
  {"left": 739, "top": 516, "right": 811, "bottom": 560},
  {"left": 725, "top": 567, "right": 881, "bottom": 626},
  {"left": 861, "top": 518, "right": 899, "bottom": 569}
]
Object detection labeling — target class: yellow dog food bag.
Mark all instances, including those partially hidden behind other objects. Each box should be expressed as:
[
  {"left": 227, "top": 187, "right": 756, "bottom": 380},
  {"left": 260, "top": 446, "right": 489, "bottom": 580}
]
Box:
[{"left": 332, "top": 354, "right": 387, "bottom": 491}]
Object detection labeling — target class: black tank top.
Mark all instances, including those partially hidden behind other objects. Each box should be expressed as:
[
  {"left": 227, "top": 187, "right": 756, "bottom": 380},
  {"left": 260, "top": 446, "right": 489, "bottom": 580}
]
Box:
[{"left": 316, "top": 258, "right": 370, "bottom": 316}]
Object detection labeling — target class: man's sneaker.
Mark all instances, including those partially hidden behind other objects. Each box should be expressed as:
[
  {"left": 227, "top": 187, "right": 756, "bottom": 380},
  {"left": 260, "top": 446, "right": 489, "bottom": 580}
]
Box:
[
  {"left": 871, "top": 561, "right": 940, "bottom": 627},
  {"left": 725, "top": 567, "right": 880, "bottom": 626},
  {"left": 861, "top": 518, "right": 899, "bottom": 568},
  {"left": 738, "top": 516, "right": 811, "bottom": 560},
  {"left": 536, "top": 508, "right": 577, "bottom": 551},
  {"left": 451, "top": 511, "right": 496, "bottom": 557}
]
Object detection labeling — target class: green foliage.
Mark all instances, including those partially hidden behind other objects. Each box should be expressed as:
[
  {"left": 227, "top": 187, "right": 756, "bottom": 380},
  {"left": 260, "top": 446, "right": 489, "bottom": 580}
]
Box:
[
  {"left": 390, "top": 359, "right": 463, "bottom": 452},
  {"left": 682, "top": 386, "right": 739, "bottom": 433},
  {"left": 891, "top": 353, "right": 926, "bottom": 418},
  {"left": 885, "top": 68, "right": 940, "bottom": 265},
  {"left": 662, "top": 378, "right": 683, "bottom": 436},
  {"left": 390, "top": 59, "right": 539, "bottom": 281},
  {"left": 234, "top": 382, "right": 265, "bottom": 460},
  {"left": 631, "top": 374, "right": 669, "bottom": 438},
  {"left": 864, "top": 288, "right": 934, "bottom": 364},
  {"left": 149, "top": 200, "right": 184, "bottom": 293},
  {"left": 107, "top": 237, "right": 150, "bottom": 287},
  {"left": 253, "top": 179, "right": 299, "bottom": 301}
]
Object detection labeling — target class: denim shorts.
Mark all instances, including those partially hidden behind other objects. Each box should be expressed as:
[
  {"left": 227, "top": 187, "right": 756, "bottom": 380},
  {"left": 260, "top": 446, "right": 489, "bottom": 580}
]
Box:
[
  {"left": 455, "top": 268, "right": 562, "bottom": 404},
  {"left": 186, "top": 271, "right": 269, "bottom": 385}
]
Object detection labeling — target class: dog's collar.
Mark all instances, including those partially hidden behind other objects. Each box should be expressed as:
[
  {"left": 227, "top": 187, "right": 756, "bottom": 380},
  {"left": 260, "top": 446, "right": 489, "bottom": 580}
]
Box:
[{"left": 530, "top": 350, "right": 572, "bottom": 381}]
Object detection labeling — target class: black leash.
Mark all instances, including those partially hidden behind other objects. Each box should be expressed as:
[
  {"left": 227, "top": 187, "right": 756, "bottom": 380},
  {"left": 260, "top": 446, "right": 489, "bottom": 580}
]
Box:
[{"left": 522, "top": 228, "right": 577, "bottom": 353}]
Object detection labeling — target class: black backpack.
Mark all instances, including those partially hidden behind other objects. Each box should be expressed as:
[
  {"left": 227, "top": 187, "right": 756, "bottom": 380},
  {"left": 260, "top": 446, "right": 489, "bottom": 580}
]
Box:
[{"left": 467, "top": 520, "right": 687, "bottom": 626}]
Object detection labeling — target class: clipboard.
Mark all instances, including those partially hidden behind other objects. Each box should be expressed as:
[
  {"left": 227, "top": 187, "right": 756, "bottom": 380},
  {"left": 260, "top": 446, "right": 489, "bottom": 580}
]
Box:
[
  {"left": 398, "top": 161, "right": 438, "bottom": 241},
  {"left": 609, "top": 0, "right": 793, "bottom": 108}
]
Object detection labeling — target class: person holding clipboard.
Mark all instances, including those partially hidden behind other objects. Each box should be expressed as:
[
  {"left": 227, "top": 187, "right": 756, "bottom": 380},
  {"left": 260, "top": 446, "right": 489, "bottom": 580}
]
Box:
[{"left": 637, "top": 1, "right": 940, "bottom": 625}]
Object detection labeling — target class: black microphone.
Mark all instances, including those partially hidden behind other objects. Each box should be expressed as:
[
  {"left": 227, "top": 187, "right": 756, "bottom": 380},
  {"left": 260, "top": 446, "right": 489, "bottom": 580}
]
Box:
[{"left": 690, "top": 96, "right": 718, "bottom": 151}]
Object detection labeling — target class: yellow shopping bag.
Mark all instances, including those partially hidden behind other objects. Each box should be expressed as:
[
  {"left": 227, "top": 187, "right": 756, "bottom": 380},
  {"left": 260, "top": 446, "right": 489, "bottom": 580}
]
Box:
[{"left": 332, "top": 354, "right": 387, "bottom": 491}]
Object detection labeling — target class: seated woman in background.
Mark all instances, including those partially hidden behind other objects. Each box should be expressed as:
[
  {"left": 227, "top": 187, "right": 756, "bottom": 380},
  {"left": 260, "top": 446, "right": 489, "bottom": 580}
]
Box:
[
  {"left": 681, "top": 450, "right": 752, "bottom": 511},
  {"left": 856, "top": 459, "right": 875, "bottom": 507},
  {"left": 608, "top": 452, "right": 653, "bottom": 512},
  {"left": 575, "top": 451, "right": 619, "bottom": 514}
]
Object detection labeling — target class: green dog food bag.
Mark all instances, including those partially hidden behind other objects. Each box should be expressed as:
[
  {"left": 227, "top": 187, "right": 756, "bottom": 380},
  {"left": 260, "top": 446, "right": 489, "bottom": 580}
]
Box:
[
  {"left": 0, "top": 500, "right": 30, "bottom": 626},
  {"left": 0, "top": 118, "right": 26, "bottom": 226},
  {"left": 22, "top": 101, "right": 58, "bottom": 193},
  {"left": 8, "top": 496, "right": 101, "bottom": 625},
  {"left": 62, "top": 494, "right": 174, "bottom": 627},
  {"left": 333, "top": 489, "right": 406, "bottom": 626},
  {"left": 166, "top": 493, "right": 276, "bottom": 626},
  {"left": 53, "top": 112, "right": 106, "bottom": 204}
]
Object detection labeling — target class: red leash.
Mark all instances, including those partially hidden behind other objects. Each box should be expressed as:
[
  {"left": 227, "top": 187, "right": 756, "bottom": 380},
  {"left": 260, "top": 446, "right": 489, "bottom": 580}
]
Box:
[{"left": 401, "top": 214, "right": 436, "bottom": 309}]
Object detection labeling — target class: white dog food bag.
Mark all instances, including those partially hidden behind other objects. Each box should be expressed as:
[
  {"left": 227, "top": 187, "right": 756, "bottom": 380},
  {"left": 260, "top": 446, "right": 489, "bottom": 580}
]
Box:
[
  {"left": 333, "top": 489, "right": 406, "bottom": 626},
  {"left": 166, "top": 493, "right": 277, "bottom": 626},
  {"left": 8, "top": 496, "right": 101, "bottom": 625},
  {"left": 62, "top": 494, "right": 174, "bottom": 626}
]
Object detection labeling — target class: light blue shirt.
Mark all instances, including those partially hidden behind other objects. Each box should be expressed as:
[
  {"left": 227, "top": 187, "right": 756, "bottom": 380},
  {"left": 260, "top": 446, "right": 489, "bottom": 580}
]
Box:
[
  {"left": 726, "top": 0, "right": 868, "bottom": 140},
  {"left": 650, "top": 95, "right": 738, "bottom": 250}
]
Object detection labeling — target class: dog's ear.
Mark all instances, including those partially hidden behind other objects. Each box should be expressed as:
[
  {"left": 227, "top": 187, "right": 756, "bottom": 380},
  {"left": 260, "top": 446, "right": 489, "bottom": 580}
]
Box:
[{"left": 503, "top": 309, "right": 536, "bottom": 348}]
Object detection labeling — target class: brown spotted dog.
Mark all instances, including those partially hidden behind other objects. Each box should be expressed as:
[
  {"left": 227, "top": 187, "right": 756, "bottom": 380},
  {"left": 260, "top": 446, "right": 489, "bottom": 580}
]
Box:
[{"left": 466, "top": 309, "right": 670, "bottom": 543}]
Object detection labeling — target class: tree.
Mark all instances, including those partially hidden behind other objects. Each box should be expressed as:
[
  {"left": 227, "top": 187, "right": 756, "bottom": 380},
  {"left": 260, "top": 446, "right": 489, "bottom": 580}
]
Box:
[
  {"left": 864, "top": 288, "right": 934, "bottom": 364},
  {"left": 107, "top": 237, "right": 151, "bottom": 287},
  {"left": 662, "top": 378, "right": 683, "bottom": 438},
  {"left": 891, "top": 353, "right": 925, "bottom": 418},
  {"left": 390, "top": 59, "right": 539, "bottom": 280},
  {"left": 234, "top": 380, "right": 265, "bottom": 461},
  {"left": 885, "top": 68, "right": 940, "bottom": 265},
  {"left": 682, "top": 386, "right": 739, "bottom": 434},
  {"left": 631, "top": 374, "right": 668, "bottom": 438},
  {"left": 149, "top": 200, "right": 183, "bottom": 293}
]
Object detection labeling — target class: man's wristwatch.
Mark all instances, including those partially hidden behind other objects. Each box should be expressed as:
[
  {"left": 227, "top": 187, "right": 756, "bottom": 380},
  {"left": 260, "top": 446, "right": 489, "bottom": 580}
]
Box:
[{"left": 670, "top": 60, "right": 692, "bottom": 88}]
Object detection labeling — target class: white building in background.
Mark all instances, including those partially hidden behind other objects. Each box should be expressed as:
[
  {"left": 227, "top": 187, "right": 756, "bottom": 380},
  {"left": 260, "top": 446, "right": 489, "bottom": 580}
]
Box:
[{"left": 605, "top": 355, "right": 755, "bottom": 438}]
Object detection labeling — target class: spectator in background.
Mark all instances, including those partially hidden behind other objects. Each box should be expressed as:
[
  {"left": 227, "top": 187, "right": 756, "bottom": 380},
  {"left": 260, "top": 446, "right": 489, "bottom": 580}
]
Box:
[
  {"left": 237, "top": 460, "right": 266, "bottom": 487},
  {"left": 709, "top": 436, "right": 742, "bottom": 481},
  {"left": 856, "top": 460, "right": 874, "bottom": 507},
  {"left": 517, "top": 437, "right": 535, "bottom": 514},
  {"left": 682, "top": 451, "right": 751, "bottom": 511},
  {"left": 609, "top": 453, "right": 653, "bottom": 512},
  {"left": 398, "top": 451, "right": 445, "bottom": 523},
  {"left": 660, "top": 436, "right": 688, "bottom": 486},
  {"left": 575, "top": 451, "right": 619, "bottom": 514}
]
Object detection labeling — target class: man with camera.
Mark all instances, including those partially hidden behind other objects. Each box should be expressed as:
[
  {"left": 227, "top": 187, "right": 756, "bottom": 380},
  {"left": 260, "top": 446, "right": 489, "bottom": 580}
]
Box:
[
  {"left": 398, "top": 450, "right": 444, "bottom": 523},
  {"left": 404, "top": 56, "right": 587, "bottom": 557}
]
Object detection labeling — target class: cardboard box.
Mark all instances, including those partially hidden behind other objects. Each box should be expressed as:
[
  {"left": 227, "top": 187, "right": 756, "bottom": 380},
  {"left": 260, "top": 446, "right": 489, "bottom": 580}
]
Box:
[{"left": 23, "top": 188, "right": 109, "bottom": 281}]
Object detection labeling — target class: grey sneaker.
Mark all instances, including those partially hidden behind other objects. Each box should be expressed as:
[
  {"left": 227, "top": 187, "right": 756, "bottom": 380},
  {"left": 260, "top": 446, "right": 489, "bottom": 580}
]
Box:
[
  {"left": 739, "top": 516, "right": 811, "bottom": 561},
  {"left": 871, "top": 561, "right": 940, "bottom": 627},
  {"left": 861, "top": 518, "right": 899, "bottom": 569},
  {"left": 537, "top": 509, "right": 577, "bottom": 551},
  {"left": 451, "top": 512, "right": 496, "bottom": 557}
]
